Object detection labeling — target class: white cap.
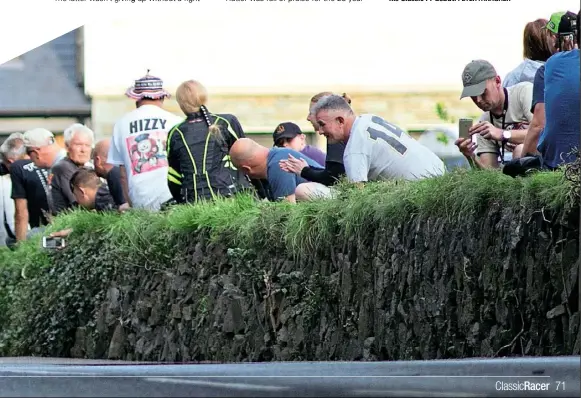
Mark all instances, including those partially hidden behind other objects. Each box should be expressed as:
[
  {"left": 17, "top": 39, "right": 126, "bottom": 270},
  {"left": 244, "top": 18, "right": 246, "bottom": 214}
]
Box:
[{"left": 22, "top": 128, "right": 55, "bottom": 148}]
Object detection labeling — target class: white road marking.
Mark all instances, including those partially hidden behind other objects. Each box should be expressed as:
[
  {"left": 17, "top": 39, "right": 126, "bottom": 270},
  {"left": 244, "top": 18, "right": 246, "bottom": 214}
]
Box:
[
  {"left": 0, "top": 369, "right": 101, "bottom": 376},
  {"left": 144, "top": 377, "right": 289, "bottom": 392}
]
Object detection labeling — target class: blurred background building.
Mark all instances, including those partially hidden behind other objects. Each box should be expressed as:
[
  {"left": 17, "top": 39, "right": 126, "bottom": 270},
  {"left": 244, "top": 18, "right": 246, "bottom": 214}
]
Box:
[
  {"left": 0, "top": 28, "right": 90, "bottom": 147},
  {"left": 3, "top": 0, "right": 568, "bottom": 166}
]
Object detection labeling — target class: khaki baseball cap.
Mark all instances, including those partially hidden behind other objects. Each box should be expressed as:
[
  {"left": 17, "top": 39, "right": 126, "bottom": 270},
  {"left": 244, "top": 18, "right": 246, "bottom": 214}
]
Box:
[
  {"left": 460, "top": 60, "right": 497, "bottom": 99},
  {"left": 23, "top": 128, "right": 55, "bottom": 148}
]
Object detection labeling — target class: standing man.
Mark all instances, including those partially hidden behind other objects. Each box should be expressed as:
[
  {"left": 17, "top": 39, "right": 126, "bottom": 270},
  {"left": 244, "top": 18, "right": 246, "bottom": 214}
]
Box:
[
  {"left": 107, "top": 71, "right": 183, "bottom": 210},
  {"left": 3, "top": 132, "right": 50, "bottom": 243},
  {"left": 0, "top": 134, "right": 25, "bottom": 246},
  {"left": 22, "top": 128, "right": 65, "bottom": 228},
  {"left": 296, "top": 94, "right": 445, "bottom": 199}
]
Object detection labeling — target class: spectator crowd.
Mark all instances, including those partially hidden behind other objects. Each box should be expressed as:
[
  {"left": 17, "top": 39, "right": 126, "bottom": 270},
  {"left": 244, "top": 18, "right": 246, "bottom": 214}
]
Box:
[{"left": 0, "top": 10, "right": 579, "bottom": 247}]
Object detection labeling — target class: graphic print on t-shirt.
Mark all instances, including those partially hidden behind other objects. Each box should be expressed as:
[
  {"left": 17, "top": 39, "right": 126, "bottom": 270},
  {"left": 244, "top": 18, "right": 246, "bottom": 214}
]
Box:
[{"left": 125, "top": 131, "right": 168, "bottom": 175}]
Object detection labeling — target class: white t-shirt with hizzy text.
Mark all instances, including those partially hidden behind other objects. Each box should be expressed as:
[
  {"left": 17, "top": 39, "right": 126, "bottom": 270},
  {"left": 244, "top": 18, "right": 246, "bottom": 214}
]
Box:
[{"left": 108, "top": 104, "right": 183, "bottom": 210}]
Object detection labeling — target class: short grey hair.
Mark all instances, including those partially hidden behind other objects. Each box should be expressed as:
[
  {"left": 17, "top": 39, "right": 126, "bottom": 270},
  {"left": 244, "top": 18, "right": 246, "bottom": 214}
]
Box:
[
  {"left": 310, "top": 94, "right": 354, "bottom": 118},
  {"left": 64, "top": 123, "right": 95, "bottom": 146},
  {"left": 0, "top": 132, "right": 26, "bottom": 162}
]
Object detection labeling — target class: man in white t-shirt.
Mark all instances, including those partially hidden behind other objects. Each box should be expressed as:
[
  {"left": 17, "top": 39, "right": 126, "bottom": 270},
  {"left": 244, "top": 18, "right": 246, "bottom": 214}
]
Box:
[
  {"left": 292, "top": 95, "right": 446, "bottom": 199},
  {"left": 107, "top": 71, "right": 183, "bottom": 211},
  {"left": 455, "top": 59, "right": 533, "bottom": 169}
]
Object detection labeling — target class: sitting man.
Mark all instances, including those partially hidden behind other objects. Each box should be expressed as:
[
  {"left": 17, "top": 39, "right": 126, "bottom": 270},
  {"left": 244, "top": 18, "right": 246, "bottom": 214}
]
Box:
[
  {"left": 47, "top": 168, "right": 118, "bottom": 242},
  {"left": 523, "top": 11, "right": 579, "bottom": 169},
  {"left": 291, "top": 94, "right": 445, "bottom": 200},
  {"left": 272, "top": 122, "right": 327, "bottom": 166},
  {"left": 455, "top": 60, "right": 533, "bottom": 169},
  {"left": 70, "top": 168, "right": 116, "bottom": 212},
  {"left": 93, "top": 138, "right": 130, "bottom": 211},
  {"left": 229, "top": 138, "right": 322, "bottom": 203}
]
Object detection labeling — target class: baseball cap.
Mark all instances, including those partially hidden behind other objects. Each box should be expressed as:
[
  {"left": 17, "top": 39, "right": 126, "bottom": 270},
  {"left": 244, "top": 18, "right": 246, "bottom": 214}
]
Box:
[
  {"left": 23, "top": 128, "right": 55, "bottom": 148},
  {"left": 460, "top": 60, "right": 497, "bottom": 99},
  {"left": 273, "top": 122, "right": 302, "bottom": 145},
  {"left": 546, "top": 11, "right": 577, "bottom": 34}
]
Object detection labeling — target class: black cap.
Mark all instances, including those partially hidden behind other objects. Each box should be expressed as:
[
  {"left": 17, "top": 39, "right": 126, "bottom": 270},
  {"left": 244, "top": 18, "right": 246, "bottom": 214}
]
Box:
[{"left": 273, "top": 122, "right": 302, "bottom": 145}]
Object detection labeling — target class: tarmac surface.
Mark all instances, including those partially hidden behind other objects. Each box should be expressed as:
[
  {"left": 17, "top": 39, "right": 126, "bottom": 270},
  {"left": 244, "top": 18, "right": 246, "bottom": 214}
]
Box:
[{"left": 0, "top": 356, "right": 579, "bottom": 397}]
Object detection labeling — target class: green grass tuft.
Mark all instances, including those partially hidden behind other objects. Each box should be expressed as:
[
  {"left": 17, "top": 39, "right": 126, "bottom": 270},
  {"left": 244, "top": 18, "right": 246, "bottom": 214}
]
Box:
[{"left": 0, "top": 167, "right": 576, "bottom": 271}]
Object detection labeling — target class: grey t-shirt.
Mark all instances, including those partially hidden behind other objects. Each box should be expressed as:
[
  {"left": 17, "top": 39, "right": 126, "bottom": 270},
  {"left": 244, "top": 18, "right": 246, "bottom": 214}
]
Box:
[{"left": 344, "top": 114, "right": 446, "bottom": 182}]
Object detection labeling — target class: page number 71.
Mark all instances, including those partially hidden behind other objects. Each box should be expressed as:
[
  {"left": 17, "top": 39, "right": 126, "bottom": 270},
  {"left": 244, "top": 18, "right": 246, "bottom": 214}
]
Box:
[{"left": 556, "top": 381, "right": 565, "bottom": 391}]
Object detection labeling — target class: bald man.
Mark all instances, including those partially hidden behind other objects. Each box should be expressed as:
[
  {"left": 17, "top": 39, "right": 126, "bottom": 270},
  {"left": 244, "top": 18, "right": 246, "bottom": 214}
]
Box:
[
  {"left": 93, "top": 139, "right": 129, "bottom": 210},
  {"left": 230, "top": 138, "right": 322, "bottom": 203}
]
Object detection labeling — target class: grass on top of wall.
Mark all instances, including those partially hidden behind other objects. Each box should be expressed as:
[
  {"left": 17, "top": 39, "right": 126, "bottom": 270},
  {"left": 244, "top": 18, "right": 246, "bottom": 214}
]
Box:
[{"left": 0, "top": 166, "right": 574, "bottom": 280}]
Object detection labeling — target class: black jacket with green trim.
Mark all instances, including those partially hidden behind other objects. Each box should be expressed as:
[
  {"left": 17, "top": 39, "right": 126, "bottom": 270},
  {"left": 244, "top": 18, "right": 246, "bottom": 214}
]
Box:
[{"left": 166, "top": 111, "right": 252, "bottom": 203}]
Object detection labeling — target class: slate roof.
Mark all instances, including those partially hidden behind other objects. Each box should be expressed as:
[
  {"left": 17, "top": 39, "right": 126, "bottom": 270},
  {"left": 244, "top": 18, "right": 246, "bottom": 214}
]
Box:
[{"left": 0, "top": 28, "right": 91, "bottom": 117}]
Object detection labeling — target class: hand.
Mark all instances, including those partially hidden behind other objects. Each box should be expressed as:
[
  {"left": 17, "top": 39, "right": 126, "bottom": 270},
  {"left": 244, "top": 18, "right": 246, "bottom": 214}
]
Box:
[
  {"left": 279, "top": 154, "right": 309, "bottom": 176},
  {"left": 469, "top": 121, "right": 503, "bottom": 142},
  {"left": 505, "top": 142, "right": 517, "bottom": 152},
  {"left": 50, "top": 228, "right": 73, "bottom": 238},
  {"left": 455, "top": 137, "right": 477, "bottom": 159}
]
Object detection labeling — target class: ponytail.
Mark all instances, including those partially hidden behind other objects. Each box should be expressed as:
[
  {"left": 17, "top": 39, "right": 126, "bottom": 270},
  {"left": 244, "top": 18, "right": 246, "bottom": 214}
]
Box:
[
  {"left": 341, "top": 93, "right": 352, "bottom": 105},
  {"left": 200, "top": 104, "right": 224, "bottom": 143}
]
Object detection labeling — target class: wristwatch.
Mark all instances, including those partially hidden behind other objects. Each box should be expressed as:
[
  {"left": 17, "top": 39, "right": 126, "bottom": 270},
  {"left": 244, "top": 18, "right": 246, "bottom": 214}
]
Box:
[{"left": 502, "top": 130, "right": 512, "bottom": 144}]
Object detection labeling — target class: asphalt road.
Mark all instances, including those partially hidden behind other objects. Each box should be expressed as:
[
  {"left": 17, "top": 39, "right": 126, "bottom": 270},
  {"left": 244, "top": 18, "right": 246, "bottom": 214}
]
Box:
[{"left": 0, "top": 356, "right": 578, "bottom": 397}]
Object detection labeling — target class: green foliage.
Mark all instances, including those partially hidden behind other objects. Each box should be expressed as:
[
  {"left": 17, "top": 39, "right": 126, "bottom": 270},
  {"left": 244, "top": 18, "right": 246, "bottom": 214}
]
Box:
[
  {"left": 436, "top": 131, "right": 450, "bottom": 146},
  {"left": 0, "top": 167, "right": 577, "bottom": 356},
  {"left": 435, "top": 102, "right": 456, "bottom": 124}
]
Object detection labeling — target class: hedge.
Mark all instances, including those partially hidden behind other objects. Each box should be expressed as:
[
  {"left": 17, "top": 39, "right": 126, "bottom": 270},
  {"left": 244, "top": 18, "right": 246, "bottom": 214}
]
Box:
[{"left": 0, "top": 165, "right": 578, "bottom": 360}]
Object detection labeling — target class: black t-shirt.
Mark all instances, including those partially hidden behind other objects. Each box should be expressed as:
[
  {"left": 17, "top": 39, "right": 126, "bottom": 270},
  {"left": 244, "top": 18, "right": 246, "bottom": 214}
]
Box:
[
  {"left": 531, "top": 65, "right": 545, "bottom": 113},
  {"left": 9, "top": 159, "right": 50, "bottom": 228},
  {"left": 95, "top": 185, "right": 117, "bottom": 212},
  {"left": 105, "top": 166, "right": 126, "bottom": 206},
  {"left": 50, "top": 157, "right": 80, "bottom": 215},
  {"left": 326, "top": 141, "right": 346, "bottom": 164}
]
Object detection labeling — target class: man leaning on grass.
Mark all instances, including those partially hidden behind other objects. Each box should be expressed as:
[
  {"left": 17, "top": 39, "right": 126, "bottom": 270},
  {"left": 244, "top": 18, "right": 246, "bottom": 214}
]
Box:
[{"left": 286, "top": 94, "right": 446, "bottom": 201}]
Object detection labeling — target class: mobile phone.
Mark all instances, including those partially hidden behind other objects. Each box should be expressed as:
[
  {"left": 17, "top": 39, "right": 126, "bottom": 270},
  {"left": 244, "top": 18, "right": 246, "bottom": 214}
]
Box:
[
  {"left": 42, "top": 236, "right": 66, "bottom": 250},
  {"left": 459, "top": 118, "right": 473, "bottom": 139}
]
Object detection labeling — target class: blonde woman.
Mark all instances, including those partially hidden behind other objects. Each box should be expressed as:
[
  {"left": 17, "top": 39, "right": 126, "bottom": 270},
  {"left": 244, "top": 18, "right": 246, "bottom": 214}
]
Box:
[{"left": 166, "top": 80, "right": 252, "bottom": 203}]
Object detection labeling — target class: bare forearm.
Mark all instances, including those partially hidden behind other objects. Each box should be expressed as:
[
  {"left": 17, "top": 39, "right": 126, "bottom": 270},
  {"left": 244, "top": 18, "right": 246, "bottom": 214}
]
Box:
[
  {"left": 522, "top": 125, "right": 542, "bottom": 155},
  {"left": 119, "top": 167, "right": 132, "bottom": 206},
  {"left": 505, "top": 129, "right": 528, "bottom": 145},
  {"left": 15, "top": 213, "right": 28, "bottom": 241}
]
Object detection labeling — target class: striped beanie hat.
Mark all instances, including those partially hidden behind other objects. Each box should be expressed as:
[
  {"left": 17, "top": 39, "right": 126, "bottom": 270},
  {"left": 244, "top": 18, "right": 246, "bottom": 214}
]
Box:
[{"left": 125, "top": 70, "right": 171, "bottom": 100}]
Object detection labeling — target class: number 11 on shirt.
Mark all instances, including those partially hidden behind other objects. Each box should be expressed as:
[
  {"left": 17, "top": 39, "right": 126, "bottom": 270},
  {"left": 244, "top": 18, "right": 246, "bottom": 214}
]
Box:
[{"left": 366, "top": 116, "right": 408, "bottom": 155}]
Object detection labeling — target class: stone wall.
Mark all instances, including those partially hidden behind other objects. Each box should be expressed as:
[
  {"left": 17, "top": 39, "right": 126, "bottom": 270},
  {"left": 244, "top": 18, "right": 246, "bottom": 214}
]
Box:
[{"left": 0, "top": 169, "right": 578, "bottom": 361}]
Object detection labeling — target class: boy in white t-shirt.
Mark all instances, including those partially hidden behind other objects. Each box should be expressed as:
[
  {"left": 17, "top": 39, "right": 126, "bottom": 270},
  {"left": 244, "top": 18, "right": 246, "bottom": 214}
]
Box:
[{"left": 107, "top": 72, "right": 183, "bottom": 211}]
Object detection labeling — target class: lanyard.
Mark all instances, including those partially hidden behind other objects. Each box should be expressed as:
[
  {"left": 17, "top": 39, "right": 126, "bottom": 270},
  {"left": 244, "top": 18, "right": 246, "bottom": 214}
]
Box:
[{"left": 490, "top": 88, "right": 509, "bottom": 164}]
